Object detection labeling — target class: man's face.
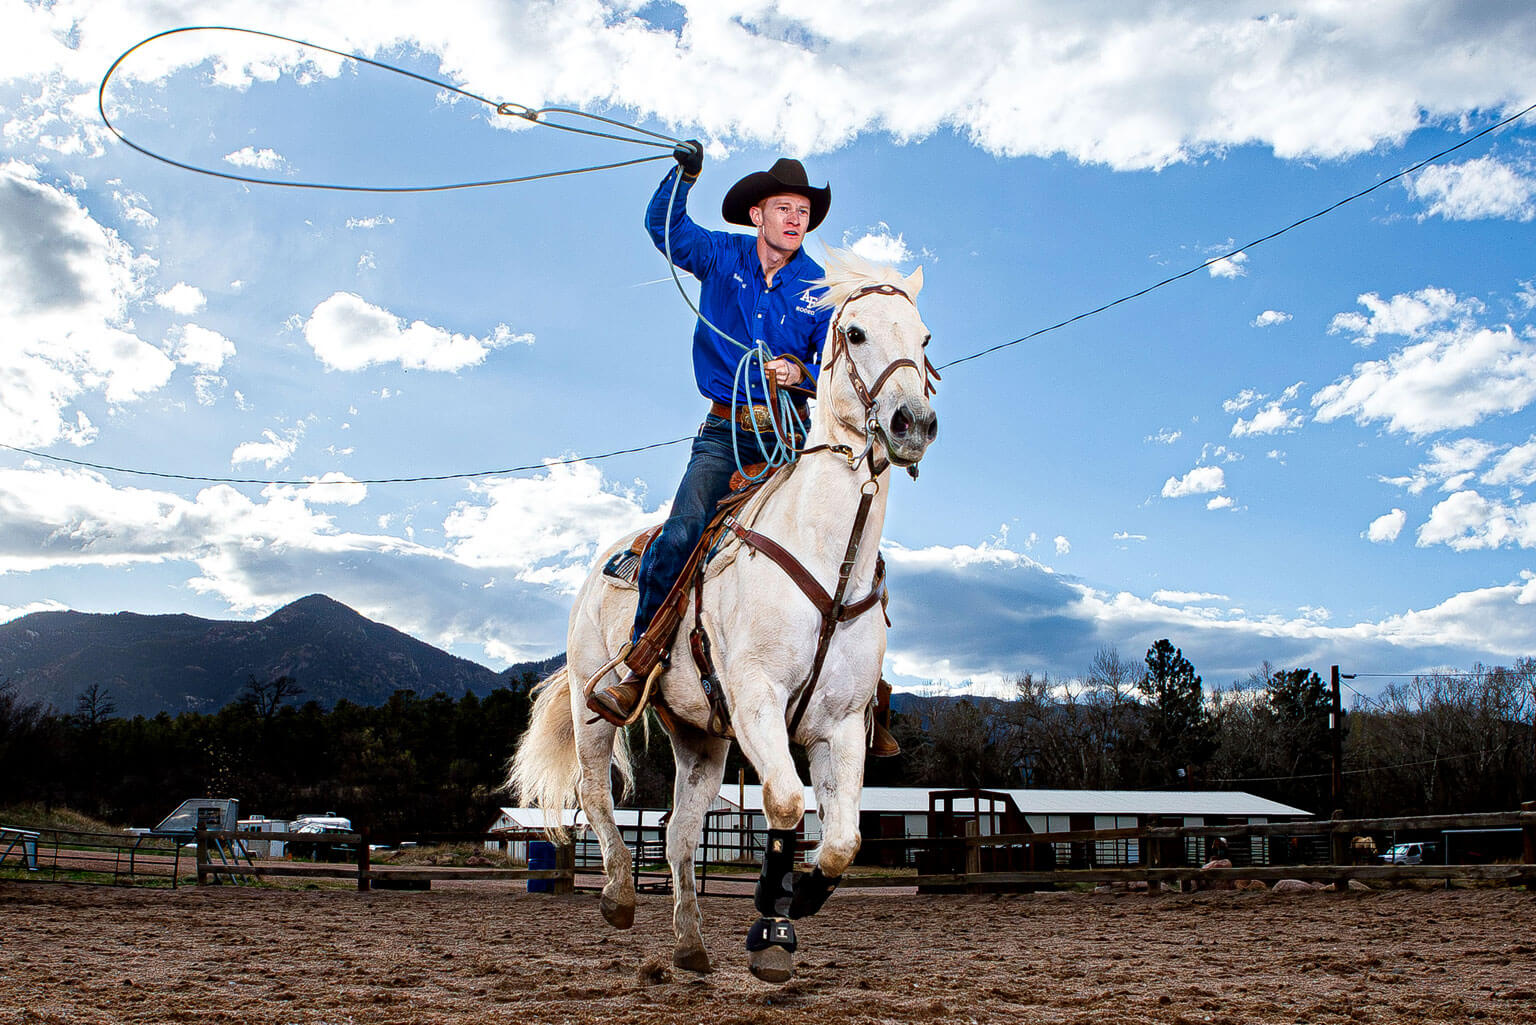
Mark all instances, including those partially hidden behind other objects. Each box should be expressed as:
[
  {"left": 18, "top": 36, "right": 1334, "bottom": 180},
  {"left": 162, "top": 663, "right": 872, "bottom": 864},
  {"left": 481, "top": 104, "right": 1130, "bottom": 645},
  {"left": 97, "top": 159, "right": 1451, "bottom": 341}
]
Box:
[{"left": 751, "top": 193, "right": 812, "bottom": 255}]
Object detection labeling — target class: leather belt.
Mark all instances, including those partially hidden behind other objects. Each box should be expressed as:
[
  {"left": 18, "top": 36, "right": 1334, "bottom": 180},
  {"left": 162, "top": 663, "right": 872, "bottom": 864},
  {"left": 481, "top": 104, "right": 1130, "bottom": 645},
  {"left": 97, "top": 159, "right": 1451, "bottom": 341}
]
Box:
[{"left": 710, "top": 400, "right": 803, "bottom": 433}]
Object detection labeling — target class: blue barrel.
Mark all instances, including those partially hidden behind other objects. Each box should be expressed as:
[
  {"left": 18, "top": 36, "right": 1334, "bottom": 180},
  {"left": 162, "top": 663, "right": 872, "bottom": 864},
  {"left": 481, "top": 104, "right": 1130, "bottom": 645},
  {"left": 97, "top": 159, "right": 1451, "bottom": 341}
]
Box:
[{"left": 527, "top": 840, "right": 555, "bottom": 893}]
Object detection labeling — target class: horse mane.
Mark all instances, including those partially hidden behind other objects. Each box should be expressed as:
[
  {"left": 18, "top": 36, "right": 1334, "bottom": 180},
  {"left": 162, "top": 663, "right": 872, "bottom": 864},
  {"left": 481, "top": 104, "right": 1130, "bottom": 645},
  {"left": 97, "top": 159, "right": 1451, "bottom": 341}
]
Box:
[{"left": 812, "top": 247, "right": 908, "bottom": 310}]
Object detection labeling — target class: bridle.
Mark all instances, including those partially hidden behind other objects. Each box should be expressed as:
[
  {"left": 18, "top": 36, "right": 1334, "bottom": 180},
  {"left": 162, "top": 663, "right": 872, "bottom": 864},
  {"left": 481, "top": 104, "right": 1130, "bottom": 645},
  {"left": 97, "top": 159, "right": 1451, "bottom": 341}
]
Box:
[{"left": 814, "top": 282, "right": 941, "bottom": 475}]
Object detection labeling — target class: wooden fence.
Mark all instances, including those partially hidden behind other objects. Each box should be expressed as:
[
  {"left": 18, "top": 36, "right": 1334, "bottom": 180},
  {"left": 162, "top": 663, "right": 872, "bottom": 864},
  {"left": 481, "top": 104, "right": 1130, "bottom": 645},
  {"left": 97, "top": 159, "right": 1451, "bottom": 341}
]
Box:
[
  {"left": 832, "top": 804, "right": 1536, "bottom": 893},
  {"left": 193, "top": 829, "right": 577, "bottom": 891}
]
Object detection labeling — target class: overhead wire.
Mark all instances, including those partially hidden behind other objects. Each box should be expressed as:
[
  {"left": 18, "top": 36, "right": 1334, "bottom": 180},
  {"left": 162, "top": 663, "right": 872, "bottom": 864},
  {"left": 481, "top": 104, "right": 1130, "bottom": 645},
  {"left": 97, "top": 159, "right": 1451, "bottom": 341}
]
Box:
[{"left": 32, "top": 27, "right": 1534, "bottom": 488}]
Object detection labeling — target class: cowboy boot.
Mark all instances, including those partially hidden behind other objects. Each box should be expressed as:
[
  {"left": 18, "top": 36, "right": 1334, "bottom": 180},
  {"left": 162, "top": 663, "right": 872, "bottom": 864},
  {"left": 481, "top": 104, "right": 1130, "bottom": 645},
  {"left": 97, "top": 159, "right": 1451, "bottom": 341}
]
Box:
[
  {"left": 586, "top": 642, "right": 665, "bottom": 726},
  {"left": 870, "top": 677, "right": 900, "bottom": 758},
  {"left": 587, "top": 668, "right": 648, "bottom": 726}
]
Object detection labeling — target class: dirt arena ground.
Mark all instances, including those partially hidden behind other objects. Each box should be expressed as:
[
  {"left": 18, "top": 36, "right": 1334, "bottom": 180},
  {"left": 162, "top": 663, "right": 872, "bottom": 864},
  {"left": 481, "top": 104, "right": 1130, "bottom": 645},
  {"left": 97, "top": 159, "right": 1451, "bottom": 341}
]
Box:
[{"left": 2, "top": 881, "right": 1533, "bottom": 1025}]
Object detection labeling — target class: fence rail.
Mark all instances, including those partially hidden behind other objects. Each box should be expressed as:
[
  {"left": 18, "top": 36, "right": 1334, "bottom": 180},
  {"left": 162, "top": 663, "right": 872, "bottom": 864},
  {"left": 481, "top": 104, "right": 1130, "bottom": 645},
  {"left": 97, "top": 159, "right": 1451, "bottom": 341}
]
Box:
[
  {"left": 0, "top": 826, "right": 185, "bottom": 885},
  {"left": 194, "top": 830, "right": 577, "bottom": 892}
]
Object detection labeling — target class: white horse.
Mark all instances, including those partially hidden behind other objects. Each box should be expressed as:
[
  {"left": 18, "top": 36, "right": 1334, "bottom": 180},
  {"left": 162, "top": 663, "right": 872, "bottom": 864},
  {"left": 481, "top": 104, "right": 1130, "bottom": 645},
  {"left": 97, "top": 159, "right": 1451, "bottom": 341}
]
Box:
[{"left": 509, "top": 249, "right": 937, "bottom": 983}]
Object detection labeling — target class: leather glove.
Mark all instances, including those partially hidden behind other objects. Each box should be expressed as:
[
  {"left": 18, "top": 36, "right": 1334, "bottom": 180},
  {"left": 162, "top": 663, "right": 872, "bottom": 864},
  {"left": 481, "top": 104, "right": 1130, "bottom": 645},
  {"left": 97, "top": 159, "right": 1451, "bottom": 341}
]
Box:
[{"left": 673, "top": 139, "right": 703, "bottom": 178}]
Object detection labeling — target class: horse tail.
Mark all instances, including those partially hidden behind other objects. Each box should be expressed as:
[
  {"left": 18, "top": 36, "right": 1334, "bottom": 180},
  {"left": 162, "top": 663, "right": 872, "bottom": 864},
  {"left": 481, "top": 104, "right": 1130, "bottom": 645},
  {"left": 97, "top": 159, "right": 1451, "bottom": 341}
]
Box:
[{"left": 506, "top": 666, "right": 636, "bottom": 838}]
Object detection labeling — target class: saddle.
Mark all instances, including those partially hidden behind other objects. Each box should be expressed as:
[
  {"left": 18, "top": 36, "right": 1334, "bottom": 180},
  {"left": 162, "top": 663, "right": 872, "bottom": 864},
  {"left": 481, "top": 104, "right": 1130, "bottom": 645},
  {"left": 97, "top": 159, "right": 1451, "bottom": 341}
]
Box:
[{"left": 602, "top": 465, "right": 781, "bottom": 737}]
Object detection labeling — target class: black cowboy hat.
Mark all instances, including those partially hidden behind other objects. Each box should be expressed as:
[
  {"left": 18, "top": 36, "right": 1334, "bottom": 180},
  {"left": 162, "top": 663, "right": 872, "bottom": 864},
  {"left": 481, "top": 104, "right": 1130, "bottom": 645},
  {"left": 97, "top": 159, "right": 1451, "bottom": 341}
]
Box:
[{"left": 721, "top": 158, "right": 831, "bottom": 232}]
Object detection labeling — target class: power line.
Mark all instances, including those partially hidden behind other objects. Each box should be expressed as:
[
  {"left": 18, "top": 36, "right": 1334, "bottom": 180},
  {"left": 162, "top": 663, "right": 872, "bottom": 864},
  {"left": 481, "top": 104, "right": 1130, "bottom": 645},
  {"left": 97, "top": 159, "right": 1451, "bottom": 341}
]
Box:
[
  {"left": 934, "top": 98, "right": 1536, "bottom": 372},
  {"left": 0, "top": 437, "right": 690, "bottom": 487}
]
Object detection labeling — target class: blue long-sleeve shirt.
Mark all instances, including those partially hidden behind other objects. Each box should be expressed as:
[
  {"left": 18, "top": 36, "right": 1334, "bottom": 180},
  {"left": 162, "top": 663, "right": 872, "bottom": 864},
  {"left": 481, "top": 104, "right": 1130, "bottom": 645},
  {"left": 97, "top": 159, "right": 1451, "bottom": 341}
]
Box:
[{"left": 646, "top": 167, "right": 830, "bottom": 405}]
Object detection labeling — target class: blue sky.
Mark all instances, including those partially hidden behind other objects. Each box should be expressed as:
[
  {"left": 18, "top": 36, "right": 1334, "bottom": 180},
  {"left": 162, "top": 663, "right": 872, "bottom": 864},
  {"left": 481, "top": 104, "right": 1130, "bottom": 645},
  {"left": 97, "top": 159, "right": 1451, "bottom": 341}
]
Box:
[{"left": 2, "top": 2, "right": 1535, "bottom": 701}]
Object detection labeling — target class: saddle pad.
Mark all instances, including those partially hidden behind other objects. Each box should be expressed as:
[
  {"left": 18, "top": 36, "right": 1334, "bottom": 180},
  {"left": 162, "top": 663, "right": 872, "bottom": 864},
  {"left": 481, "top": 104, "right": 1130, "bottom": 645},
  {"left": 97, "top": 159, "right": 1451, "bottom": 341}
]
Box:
[{"left": 602, "top": 524, "right": 663, "bottom": 588}]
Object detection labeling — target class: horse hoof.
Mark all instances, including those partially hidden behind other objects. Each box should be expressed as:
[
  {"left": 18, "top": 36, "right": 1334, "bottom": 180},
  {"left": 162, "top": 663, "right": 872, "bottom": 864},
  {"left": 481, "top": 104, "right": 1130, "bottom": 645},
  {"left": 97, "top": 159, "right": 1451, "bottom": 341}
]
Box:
[
  {"left": 748, "top": 945, "right": 794, "bottom": 985},
  {"left": 673, "top": 946, "right": 712, "bottom": 974},
  {"left": 600, "top": 895, "right": 635, "bottom": 930}
]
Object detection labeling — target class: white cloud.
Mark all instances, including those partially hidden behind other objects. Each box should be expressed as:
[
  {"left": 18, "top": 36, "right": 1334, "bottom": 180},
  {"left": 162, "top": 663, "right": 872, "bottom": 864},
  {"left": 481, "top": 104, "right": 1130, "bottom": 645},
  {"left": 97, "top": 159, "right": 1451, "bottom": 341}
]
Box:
[
  {"left": 223, "top": 146, "right": 287, "bottom": 171},
  {"left": 9, "top": 3, "right": 1534, "bottom": 178},
  {"left": 1053, "top": 535, "right": 1070, "bottom": 555},
  {"left": 1145, "top": 427, "right": 1182, "bottom": 445},
  {"left": 881, "top": 538, "right": 1536, "bottom": 689},
  {"left": 0, "top": 163, "right": 171, "bottom": 448},
  {"left": 1113, "top": 531, "right": 1147, "bottom": 543},
  {"left": 1365, "top": 508, "right": 1407, "bottom": 543},
  {"left": 1162, "top": 465, "right": 1225, "bottom": 498},
  {"left": 302, "top": 292, "right": 533, "bottom": 372},
  {"left": 1312, "top": 320, "right": 1536, "bottom": 436},
  {"left": 1231, "top": 400, "right": 1303, "bottom": 437},
  {"left": 170, "top": 324, "right": 235, "bottom": 371},
  {"left": 1417, "top": 491, "right": 1536, "bottom": 551},
  {"left": 1484, "top": 437, "right": 1536, "bottom": 487},
  {"left": 443, "top": 461, "right": 658, "bottom": 593},
  {"left": 1222, "top": 389, "right": 1260, "bottom": 414},
  {"left": 1207, "top": 251, "right": 1247, "bottom": 278},
  {"left": 1405, "top": 155, "right": 1536, "bottom": 222},
  {"left": 153, "top": 282, "right": 206, "bottom": 315},
  {"left": 1206, "top": 495, "right": 1236, "bottom": 511},
  {"left": 1326, "top": 287, "right": 1481, "bottom": 346},
  {"left": 1151, "top": 589, "right": 1229, "bottom": 604},
  {"left": 1251, "top": 310, "right": 1291, "bottom": 328},
  {"left": 231, "top": 426, "right": 303, "bottom": 468},
  {"left": 844, "top": 223, "right": 913, "bottom": 264},
  {"left": 346, "top": 215, "right": 395, "bottom": 229}
]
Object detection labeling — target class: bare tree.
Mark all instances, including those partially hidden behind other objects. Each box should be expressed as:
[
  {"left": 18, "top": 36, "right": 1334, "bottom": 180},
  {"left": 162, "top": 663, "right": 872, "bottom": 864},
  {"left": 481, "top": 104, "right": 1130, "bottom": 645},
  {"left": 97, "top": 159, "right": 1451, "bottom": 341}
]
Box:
[{"left": 74, "top": 684, "right": 116, "bottom": 727}]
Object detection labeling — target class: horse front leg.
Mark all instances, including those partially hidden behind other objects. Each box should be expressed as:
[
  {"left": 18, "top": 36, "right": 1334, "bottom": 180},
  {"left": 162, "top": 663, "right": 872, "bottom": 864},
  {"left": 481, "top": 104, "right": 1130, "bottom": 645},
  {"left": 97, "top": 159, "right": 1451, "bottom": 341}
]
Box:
[
  {"left": 796, "top": 711, "right": 868, "bottom": 916},
  {"left": 731, "top": 689, "right": 808, "bottom": 984},
  {"left": 664, "top": 727, "right": 730, "bottom": 973}
]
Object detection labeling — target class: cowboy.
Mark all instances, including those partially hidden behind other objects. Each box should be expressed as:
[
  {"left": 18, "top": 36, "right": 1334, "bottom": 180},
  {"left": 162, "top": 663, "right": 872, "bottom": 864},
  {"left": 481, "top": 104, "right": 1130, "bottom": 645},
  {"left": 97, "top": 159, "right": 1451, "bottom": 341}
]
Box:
[{"left": 587, "top": 142, "right": 900, "bottom": 757}]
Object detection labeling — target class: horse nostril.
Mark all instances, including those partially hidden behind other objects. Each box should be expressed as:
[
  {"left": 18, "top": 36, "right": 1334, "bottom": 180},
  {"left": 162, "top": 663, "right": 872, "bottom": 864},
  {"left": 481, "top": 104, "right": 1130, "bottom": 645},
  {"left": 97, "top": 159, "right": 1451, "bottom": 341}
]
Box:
[
  {"left": 925, "top": 414, "right": 938, "bottom": 442},
  {"left": 892, "top": 407, "right": 912, "bottom": 437}
]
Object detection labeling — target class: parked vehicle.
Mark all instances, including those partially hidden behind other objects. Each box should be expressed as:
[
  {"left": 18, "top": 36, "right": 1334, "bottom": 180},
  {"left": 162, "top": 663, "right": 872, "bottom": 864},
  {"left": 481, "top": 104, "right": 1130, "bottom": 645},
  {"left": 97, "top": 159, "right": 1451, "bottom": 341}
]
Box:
[{"left": 1380, "top": 842, "right": 1438, "bottom": 865}]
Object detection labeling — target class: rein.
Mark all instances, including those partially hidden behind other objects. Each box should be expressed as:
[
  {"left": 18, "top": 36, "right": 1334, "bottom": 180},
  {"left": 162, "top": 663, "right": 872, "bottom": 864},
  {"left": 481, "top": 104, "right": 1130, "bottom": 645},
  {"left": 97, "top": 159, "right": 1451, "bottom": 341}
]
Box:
[{"left": 720, "top": 282, "right": 936, "bottom": 737}]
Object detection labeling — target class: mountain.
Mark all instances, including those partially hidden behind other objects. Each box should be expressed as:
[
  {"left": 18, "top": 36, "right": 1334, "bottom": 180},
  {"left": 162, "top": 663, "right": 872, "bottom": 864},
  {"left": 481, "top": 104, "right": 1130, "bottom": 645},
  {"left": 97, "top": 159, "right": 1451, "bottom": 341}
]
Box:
[{"left": 0, "top": 594, "right": 559, "bottom": 718}]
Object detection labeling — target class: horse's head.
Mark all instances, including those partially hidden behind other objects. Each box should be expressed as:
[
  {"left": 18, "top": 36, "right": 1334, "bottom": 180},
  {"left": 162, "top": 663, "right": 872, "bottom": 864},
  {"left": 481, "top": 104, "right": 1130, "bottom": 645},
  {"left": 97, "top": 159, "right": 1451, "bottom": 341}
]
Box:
[{"left": 814, "top": 250, "right": 938, "bottom": 471}]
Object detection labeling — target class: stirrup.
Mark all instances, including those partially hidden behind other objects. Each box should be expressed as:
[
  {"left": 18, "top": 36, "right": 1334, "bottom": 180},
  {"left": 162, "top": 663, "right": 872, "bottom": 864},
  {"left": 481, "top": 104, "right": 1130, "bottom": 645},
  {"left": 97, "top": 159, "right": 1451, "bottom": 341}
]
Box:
[{"left": 583, "top": 645, "right": 665, "bottom": 728}]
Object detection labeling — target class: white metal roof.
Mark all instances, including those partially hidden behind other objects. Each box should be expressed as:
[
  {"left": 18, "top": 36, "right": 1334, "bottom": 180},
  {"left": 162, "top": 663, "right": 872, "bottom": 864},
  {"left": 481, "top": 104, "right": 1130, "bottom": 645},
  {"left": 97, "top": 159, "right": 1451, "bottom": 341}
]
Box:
[
  {"left": 490, "top": 806, "right": 668, "bottom": 831},
  {"left": 712, "top": 785, "right": 1309, "bottom": 819}
]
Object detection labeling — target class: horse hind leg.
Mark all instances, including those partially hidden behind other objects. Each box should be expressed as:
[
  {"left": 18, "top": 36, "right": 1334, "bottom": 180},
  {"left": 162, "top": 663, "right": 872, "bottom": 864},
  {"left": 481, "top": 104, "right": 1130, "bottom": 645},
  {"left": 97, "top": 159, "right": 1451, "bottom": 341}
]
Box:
[
  {"left": 663, "top": 727, "right": 729, "bottom": 974},
  {"left": 572, "top": 702, "right": 637, "bottom": 929}
]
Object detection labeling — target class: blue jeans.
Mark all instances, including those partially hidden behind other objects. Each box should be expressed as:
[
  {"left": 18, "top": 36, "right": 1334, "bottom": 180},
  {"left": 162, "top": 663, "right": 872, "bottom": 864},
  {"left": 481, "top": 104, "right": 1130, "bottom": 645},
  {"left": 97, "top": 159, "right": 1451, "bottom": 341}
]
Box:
[{"left": 631, "top": 414, "right": 739, "bottom": 646}]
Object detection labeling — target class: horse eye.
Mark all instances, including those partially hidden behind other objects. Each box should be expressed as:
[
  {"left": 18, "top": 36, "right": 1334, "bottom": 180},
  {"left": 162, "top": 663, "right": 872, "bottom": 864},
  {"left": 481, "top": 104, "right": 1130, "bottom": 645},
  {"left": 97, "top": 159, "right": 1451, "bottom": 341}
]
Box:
[
  {"left": 922, "top": 333, "right": 931, "bottom": 348},
  {"left": 846, "top": 326, "right": 867, "bottom": 345}
]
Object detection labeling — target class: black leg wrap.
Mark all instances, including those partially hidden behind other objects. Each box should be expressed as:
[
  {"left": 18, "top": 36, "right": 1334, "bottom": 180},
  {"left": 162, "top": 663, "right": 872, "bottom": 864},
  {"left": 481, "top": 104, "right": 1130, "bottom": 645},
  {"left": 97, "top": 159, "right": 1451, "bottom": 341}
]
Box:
[
  {"left": 754, "top": 828, "right": 797, "bottom": 918},
  {"left": 788, "top": 866, "right": 840, "bottom": 920},
  {"left": 745, "top": 916, "right": 797, "bottom": 953}
]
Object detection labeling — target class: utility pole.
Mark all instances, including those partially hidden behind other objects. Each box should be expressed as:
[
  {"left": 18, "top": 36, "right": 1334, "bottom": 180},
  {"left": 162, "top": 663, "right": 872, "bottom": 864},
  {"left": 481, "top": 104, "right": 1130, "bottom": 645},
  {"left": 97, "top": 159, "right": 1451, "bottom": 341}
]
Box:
[{"left": 1329, "top": 666, "right": 1344, "bottom": 811}]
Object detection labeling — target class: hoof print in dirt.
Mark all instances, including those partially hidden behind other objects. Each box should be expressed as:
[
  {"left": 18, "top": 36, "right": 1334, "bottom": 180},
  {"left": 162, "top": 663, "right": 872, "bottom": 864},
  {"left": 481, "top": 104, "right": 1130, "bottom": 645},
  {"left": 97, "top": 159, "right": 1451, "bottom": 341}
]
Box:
[{"left": 636, "top": 956, "right": 671, "bottom": 986}]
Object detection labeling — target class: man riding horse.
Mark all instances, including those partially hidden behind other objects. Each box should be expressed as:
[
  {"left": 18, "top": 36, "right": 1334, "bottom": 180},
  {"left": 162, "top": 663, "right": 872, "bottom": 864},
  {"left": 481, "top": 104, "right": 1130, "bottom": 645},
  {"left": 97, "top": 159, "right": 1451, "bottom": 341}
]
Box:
[{"left": 586, "top": 142, "right": 899, "bottom": 757}]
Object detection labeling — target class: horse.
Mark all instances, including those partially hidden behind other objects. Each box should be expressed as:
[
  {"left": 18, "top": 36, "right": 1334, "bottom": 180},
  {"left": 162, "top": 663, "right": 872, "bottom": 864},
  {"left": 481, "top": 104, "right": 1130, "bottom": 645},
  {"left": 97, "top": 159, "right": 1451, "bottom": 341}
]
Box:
[{"left": 508, "top": 249, "right": 937, "bottom": 983}]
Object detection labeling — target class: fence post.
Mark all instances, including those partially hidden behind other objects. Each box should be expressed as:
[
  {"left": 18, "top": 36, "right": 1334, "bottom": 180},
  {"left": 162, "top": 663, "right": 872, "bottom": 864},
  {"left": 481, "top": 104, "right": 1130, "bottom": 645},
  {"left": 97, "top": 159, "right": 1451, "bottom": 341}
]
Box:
[
  {"left": 1329, "top": 810, "right": 1350, "bottom": 869},
  {"left": 963, "top": 819, "right": 980, "bottom": 893},
  {"left": 555, "top": 839, "right": 575, "bottom": 895},
  {"left": 1522, "top": 801, "right": 1535, "bottom": 868},
  {"left": 357, "top": 829, "right": 371, "bottom": 892},
  {"left": 195, "top": 828, "right": 208, "bottom": 886}
]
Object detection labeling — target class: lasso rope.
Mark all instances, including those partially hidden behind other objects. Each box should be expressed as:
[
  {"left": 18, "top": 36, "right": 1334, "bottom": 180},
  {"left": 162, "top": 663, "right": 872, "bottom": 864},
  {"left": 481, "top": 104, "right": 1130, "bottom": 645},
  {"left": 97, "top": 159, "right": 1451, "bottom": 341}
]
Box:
[
  {"left": 100, "top": 25, "right": 803, "bottom": 482},
  {"left": 98, "top": 26, "right": 678, "bottom": 191}
]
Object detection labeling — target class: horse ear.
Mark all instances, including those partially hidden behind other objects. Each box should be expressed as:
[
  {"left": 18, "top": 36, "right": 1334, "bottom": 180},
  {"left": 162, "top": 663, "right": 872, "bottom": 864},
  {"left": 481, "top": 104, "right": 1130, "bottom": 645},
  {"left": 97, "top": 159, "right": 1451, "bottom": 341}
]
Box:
[{"left": 904, "top": 265, "right": 924, "bottom": 299}]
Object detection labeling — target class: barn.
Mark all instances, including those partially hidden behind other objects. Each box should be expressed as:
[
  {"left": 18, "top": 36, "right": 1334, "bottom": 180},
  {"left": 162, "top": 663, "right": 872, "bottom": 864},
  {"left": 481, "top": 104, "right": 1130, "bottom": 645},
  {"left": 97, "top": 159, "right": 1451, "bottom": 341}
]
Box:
[{"left": 699, "top": 785, "right": 1312, "bottom": 867}]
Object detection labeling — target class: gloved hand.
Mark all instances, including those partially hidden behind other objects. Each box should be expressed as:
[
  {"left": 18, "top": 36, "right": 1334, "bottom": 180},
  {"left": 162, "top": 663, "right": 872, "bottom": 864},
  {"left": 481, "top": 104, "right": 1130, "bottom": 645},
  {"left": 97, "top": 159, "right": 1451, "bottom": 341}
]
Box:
[{"left": 673, "top": 139, "right": 703, "bottom": 178}]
